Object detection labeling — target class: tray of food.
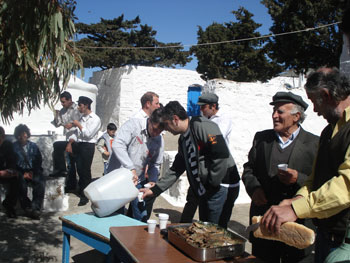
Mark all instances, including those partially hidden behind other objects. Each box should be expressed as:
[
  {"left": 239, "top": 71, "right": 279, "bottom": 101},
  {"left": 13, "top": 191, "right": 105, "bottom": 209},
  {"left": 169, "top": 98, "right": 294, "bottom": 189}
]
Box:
[{"left": 167, "top": 222, "right": 246, "bottom": 262}]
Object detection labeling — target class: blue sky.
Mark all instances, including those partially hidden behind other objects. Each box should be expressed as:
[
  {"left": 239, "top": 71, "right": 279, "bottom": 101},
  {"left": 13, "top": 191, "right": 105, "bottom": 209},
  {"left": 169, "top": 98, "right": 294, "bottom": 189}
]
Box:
[{"left": 74, "top": 0, "right": 272, "bottom": 81}]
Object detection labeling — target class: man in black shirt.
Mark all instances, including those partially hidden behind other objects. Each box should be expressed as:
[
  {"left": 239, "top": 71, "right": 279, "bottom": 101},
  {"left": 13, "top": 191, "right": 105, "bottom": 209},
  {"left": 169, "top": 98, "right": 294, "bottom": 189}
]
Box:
[{"left": 0, "top": 126, "right": 19, "bottom": 218}]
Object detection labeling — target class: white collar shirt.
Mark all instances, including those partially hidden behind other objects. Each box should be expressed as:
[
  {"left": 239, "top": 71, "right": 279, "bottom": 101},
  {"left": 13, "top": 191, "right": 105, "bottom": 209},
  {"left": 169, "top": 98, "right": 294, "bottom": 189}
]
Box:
[
  {"left": 70, "top": 112, "right": 101, "bottom": 143},
  {"left": 209, "top": 110, "right": 233, "bottom": 150},
  {"left": 276, "top": 126, "right": 301, "bottom": 149}
]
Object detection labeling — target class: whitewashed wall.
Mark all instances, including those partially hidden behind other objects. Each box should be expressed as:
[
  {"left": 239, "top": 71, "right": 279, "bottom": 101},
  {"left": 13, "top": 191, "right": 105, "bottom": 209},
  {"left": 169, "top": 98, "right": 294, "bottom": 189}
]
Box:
[{"left": 90, "top": 65, "right": 205, "bottom": 129}]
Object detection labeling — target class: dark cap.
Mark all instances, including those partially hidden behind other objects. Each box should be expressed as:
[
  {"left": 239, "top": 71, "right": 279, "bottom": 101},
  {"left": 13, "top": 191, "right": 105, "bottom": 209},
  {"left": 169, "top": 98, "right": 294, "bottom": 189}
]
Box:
[
  {"left": 77, "top": 96, "right": 93, "bottom": 105},
  {"left": 270, "top": 91, "right": 308, "bottom": 110},
  {"left": 197, "top": 93, "right": 218, "bottom": 105}
]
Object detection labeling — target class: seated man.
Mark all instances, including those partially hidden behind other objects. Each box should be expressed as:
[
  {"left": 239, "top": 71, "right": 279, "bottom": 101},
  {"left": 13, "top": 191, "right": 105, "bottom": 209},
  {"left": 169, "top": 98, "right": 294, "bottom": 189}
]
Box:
[
  {"left": 0, "top": 126, "right": 19, "bottom": 218},
  {"left": 13, "top": 124, "right": 45, "bottom": 220}
]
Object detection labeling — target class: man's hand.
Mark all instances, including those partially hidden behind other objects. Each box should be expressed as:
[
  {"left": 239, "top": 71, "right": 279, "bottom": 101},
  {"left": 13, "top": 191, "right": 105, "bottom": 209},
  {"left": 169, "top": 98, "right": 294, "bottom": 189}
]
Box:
[
  {"left": 131, "top": 169, "right": 138, "bottom": 185},
  {"left": 139, "top": 188, "right": 154, "bottom": 199},
  {"left": 0, "top": 169, "right": 17, "bottom": 178},
  {"left": 66, "top": 143, "right": 73, "bottom": 154},
  {"left": 64, "top": 123, "right": 73, "bottom": 129},
  {"left": 278, "top": 168, "right": 298, "bottom": 185},
  {"left": 102, "top": 151, "right": 110, "bottom": 157},
  {"left": 251, "top": 187, "right": 268, "bottom": 206},
  {"left": 72, "top": 120, "right": 83, "bottom": 130},
  {"left": 261, "top": 205, "right": 298, "bottom": 234},
  {"left": 23, "top": 171, "right": 33, "bottom": 180}
]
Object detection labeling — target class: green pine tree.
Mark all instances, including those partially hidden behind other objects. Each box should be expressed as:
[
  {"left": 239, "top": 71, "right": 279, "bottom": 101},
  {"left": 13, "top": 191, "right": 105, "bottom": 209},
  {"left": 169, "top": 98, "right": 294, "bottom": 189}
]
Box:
[
  {"left": 191, "top": 7, "right": 282, "bottom": 82},
  {"left": 75, "top": 15, "right": 192, "bottom": 69},
  {"left": 262, "top": 0, "right": 348, "bottom": 74}
]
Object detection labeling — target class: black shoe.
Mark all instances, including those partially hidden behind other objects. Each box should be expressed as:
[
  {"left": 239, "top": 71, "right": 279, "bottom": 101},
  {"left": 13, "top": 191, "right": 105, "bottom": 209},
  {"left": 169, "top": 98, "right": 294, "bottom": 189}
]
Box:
[
  {"left": 49, "top": 170, "right": 68, "bottom": 177},
  {"left": 78, "top": 197, "right": 89, "bottom": 206},
  {"left": 24, "top": 208, "right": 40, "bottom": 220},
  {"left": 3, "top": 202, "right": 17, "bottom": 218},
  {"left": 64, "top": 186, "right": 77, "bottom": 194}
]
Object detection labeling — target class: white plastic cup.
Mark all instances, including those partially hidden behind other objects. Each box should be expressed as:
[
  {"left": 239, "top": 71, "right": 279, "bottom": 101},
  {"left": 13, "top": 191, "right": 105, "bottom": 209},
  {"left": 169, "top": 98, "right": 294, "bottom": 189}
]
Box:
[
  {"left": 158, "top": 213, "right": 169, "bottom": 230},
  {"left": 278, "top": 164, "right": 288, "bottom": 171},
  {"left": 147, "top": 219, "right": 157, "bottom": 233},
  {"left": 138, "top": 192, "right": 143, "bottom": 202}
]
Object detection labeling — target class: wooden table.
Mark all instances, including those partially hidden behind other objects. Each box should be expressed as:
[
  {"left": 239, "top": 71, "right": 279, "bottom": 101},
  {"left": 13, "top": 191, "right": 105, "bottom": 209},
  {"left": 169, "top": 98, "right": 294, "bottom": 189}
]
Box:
[
  {"left": 109, "top": 226, "right": 262, "bottom": 263},
  {"left": 59, "top": 213, "right": 146, "bottom": 263}
]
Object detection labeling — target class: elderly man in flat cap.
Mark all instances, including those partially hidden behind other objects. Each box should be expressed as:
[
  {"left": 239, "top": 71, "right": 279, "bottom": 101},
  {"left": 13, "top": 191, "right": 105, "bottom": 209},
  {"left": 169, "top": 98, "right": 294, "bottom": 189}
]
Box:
[
  {"left": 242, "top": 91, "right": 319, "bottom": 263},
  {"left": 66, "top": 96, "right": 101, "bottom": 206}
]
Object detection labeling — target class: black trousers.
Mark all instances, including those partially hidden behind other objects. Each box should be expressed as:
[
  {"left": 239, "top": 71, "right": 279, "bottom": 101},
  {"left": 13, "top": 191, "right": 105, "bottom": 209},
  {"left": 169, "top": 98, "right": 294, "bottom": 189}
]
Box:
[
  {"left": 180, "top": 186, "right": 198, "bottom": 223},
  {"left": 53, "top": 141, "right": 69, "bottom": 172},
  {"left": 0, "top": 177, "right": 19, "bottom": 209},
  {"left": 75, "top": 142, "right": 95, "bottom": 197}
]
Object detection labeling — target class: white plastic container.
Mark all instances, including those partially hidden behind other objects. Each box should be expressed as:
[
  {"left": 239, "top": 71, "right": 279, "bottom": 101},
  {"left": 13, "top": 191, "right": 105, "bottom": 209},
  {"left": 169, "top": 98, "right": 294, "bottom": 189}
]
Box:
[{"left": 84, "top": 168, "right": 139, "bottom": 217}]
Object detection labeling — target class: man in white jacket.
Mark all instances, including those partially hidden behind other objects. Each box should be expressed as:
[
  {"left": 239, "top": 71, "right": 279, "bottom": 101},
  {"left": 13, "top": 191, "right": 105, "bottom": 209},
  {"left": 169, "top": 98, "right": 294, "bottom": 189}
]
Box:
[{"left": 107, "top": 109, "right": 164, "bottom": 222}]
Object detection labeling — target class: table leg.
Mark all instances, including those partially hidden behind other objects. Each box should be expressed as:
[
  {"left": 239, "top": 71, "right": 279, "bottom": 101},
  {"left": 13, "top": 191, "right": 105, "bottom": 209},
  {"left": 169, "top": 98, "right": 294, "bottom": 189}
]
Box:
[{"left": 62, "top": 232, "right": 71, "bottom": 263}]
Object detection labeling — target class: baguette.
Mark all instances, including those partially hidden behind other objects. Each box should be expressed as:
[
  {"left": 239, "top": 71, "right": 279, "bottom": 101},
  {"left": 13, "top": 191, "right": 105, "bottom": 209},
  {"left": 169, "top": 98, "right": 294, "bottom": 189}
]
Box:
[{"left": 252, "top": 216, "right": 315, "bottom": 249}]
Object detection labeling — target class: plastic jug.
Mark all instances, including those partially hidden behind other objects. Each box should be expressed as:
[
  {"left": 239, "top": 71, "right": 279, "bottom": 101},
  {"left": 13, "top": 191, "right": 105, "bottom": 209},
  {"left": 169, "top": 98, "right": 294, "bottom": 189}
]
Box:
[{"left": 84, "top": 168, "right": 139, "bottom": 217}]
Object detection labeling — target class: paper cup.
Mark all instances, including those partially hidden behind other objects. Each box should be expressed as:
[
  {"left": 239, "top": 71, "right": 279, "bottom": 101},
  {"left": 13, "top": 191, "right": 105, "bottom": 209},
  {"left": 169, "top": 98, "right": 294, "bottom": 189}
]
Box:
[
  {"left": 144, "top": 183, "right": 152, "bottom": 188},
  {"left": 147, "top": 219, "right": 157, "bottom": 233},
  {"left": 138, "top": 192, "right": 143, "bottom": 202},
  {"left": 278, "top": 164, "right": 288, "bottom": 171},
  {"left": 158, "top": 213, "right": 169, "bottom": 230}
]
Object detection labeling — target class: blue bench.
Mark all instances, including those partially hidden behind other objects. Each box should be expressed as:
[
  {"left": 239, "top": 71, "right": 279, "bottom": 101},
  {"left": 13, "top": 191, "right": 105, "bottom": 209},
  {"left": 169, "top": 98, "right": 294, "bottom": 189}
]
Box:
[{"left": 60, "top": 213, "right": 146, "bottom": 263}]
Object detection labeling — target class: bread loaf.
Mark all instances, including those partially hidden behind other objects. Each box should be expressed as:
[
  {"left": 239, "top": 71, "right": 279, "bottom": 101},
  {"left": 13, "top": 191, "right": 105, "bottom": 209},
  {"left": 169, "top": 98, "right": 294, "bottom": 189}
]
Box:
[{"left": 252, "top": 216, "right": 315, "bottom": 249}]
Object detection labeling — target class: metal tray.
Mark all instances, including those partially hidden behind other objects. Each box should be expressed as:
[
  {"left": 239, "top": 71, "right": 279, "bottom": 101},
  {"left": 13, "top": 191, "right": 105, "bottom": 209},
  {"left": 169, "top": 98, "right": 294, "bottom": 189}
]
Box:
[{"left": 167, "top": 223, "right": 246, "bottom": 262}]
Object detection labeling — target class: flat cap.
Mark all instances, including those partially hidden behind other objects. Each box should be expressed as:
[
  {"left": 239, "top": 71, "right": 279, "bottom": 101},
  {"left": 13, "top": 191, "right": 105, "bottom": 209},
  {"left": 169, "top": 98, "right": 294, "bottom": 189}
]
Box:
[
  {"left": 77, "top": 96, "right": 93, "bottom": 105},
  {"left": 270, "top": 91, "right": 308, "bottom": 110},
  {"left": 197, "top": 93, "right": 218, "bottom": 105}
]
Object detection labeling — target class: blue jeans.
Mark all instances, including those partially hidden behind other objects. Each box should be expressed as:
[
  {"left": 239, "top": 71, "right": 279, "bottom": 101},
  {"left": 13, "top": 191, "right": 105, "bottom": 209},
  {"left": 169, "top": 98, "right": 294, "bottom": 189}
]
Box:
[
  {"left": 198, "top": 185, "right": 228, "bottom": 224},
  {"left": 18, "top": 171, "right": 45, "bottom": 211},
  {"left": 315, "top": 228, "right": 343, "bottom": 263}
]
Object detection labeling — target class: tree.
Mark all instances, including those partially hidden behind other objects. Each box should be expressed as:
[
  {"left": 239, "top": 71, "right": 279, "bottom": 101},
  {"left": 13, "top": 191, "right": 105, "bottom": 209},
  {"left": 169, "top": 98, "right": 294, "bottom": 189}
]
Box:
[
  {"left": 191, "top": 7, "right": 282, "bottom": 82},
  {"left": 262, "top": 0, "right": 348, "bottom": 74},
  {"left": 0, "top": 0, "right": 83, "bottom": 123},
  {"left": 75, "top": 15, "right": 192, "bottom": 69}
]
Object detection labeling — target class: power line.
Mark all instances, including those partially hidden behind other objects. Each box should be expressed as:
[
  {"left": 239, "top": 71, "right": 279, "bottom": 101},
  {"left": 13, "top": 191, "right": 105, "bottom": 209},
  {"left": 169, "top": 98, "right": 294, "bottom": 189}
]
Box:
[{"left": 76, "top": 21, "right": 341, "bottom": 50}]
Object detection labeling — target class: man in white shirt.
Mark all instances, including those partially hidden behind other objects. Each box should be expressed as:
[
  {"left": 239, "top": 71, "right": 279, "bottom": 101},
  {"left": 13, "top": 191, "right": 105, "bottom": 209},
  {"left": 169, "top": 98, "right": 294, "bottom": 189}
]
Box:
[
  {"left": 133, "top": 91, "right": 160, "bottom": 119},
  {"left": 66, "top": 96, "right": 101, "bottom": 206},
  {"left": 50, "top": 91, "right": 81, "bottom": 178}
]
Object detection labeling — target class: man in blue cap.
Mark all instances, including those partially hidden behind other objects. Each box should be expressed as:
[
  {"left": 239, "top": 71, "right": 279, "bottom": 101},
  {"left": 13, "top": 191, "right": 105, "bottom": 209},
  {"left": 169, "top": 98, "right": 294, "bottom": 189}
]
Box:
[{"left": 242, "top": 91, "right": 319, "bottom": 262}]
